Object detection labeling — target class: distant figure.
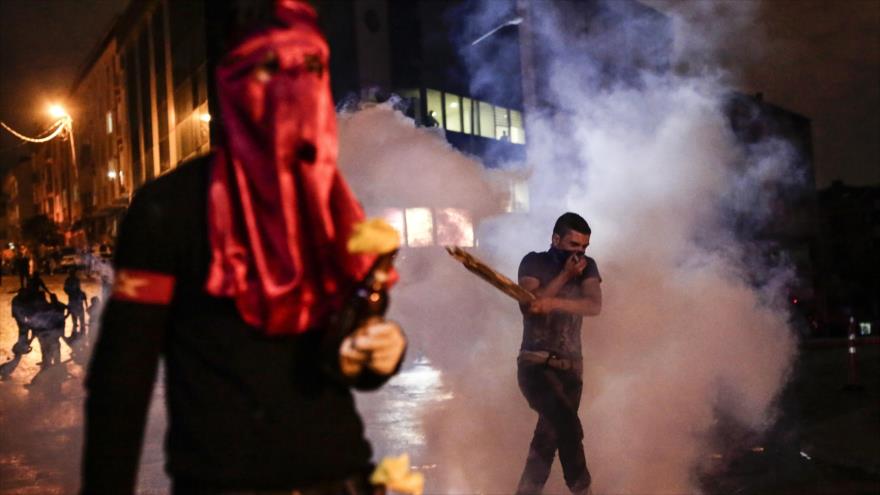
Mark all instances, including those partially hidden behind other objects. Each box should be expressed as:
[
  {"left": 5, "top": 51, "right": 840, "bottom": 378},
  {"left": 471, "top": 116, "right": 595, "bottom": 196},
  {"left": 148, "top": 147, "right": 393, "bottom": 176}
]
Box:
[
  {"left": 16, "top": 251, "right": 30, "bottom": 288},
  {"left": 87, "top": 296, "right": 102, "bottom": 339},
  {"left": 64, "top": 269, "right": 87, "bottom": 337},
  {"left": 99, "top": 274, "right": 112, "bottom": 302},
  {"left": 11, "top": 288, "right": 35, "bottom": 355},
  {"left": 500, "top": 130, "right": 510, "bottom": 142},
  {"left": 426, "top": 109, "right": 440, "bottom": 127},
  {"left": 32, "top": 294, "right": 68, "bottom": 368},
  {"left": 27, "top": 271, "right": 51, "bottom": 295}
]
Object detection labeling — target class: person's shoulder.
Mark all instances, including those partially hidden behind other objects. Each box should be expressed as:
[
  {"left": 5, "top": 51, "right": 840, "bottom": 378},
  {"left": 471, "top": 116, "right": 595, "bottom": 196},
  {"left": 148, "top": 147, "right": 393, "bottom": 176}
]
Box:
[
  {"left": 132, "top": 155, "right": 211, "bottom": 204},
  {"left": 521, "top": 251, "right": 548, "bottom": 262},
  {"left": 519, "top": 250, "right": 549, "bottom": 275},
  {"left": 125, "top": 155, "right": 212, "bottom": 221}
]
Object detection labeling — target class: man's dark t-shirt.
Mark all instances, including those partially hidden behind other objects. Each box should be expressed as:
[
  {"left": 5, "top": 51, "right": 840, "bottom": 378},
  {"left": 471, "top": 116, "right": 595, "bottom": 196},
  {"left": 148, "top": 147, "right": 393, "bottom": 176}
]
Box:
[{"left": 518, "top": 250, "right": 601, "bottom": 359}]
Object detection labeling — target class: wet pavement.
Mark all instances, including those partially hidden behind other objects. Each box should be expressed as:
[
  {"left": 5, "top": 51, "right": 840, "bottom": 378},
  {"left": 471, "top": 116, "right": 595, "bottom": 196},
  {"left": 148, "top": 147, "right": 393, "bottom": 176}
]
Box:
[{"left": 1, "top": 274, "right": 878, "bottom": 494}]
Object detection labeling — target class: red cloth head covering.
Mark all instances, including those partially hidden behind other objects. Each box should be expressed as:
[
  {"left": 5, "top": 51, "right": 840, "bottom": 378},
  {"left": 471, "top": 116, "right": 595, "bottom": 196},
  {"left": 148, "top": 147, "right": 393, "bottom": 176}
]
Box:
[{"left": 205, "top": 0, "right": 374, "bottom": 335}]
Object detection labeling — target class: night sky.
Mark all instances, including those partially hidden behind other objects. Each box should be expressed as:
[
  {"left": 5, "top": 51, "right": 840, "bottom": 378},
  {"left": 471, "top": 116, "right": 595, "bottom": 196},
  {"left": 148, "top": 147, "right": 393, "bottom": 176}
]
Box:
[{"left": 1, "top": 0, "right": 878, "bottom": 187}]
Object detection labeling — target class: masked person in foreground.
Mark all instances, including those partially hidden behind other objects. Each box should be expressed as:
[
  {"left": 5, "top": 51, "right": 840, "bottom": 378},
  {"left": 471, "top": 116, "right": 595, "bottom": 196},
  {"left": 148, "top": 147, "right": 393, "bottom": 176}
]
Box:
[
  {"left": 516, "top": 212, "right": 602, "bottom": 495},
  {"left": 81, "top": 1, "right": 406, "bottom": 493}
]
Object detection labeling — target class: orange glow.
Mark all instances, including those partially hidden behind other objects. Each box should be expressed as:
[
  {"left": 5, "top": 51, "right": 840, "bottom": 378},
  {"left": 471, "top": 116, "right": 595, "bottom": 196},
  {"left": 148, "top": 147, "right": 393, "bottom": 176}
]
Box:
[{"left": 48, "top": 104, "right": 69, "bottom": 119}]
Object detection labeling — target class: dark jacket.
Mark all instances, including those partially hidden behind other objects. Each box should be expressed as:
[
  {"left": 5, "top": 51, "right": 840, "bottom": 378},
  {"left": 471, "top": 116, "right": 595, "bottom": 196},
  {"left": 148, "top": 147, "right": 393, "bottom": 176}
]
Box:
[{"left": 82, "top": 157, "right": 400, "bottom": 493}]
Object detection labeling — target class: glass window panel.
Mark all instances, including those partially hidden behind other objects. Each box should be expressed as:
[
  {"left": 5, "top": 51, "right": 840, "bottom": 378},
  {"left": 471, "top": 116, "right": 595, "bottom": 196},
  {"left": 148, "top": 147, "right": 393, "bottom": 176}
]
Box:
[
  {"left": 138, "top": 30, "right": 153, "bottom": 152},
  {"left": 444, "top": 93, "right": 462, "bottom": 132},
  {"left": 375, "top": 208, "right": 405, "bottom": 241},
  {"left": 462, "top": 97, "right": 472, "bottom": 134},
  {"left": 478, "top": 101, "right": 494, "bottom": 138},
  {"left": 405, "top": 207, "right": 434, "bottom": 247},
  {"left": 510, "top": 110, "right": 526, "bottom": 144},
  {"left": 495, "top": 106, "right": 510, "bottom": 140},
  {"left": 399, "top": 89, "right": 422, "bottom": 124},
  {"left": 512, "top": 179, "right": 530, "bottom": 212},
  {"left": 425, "top": 89, "right": 442, "bottom": 128},
  {"left": 436, "top": 208, "right": 474, "bottom": 247}
]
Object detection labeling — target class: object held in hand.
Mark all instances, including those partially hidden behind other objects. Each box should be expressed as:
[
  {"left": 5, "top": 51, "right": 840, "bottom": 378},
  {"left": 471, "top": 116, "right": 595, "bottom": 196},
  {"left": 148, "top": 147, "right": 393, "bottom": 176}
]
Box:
[
  {"left": 445, "top": 246, "right": 536, "bottom": 304},
  {"left": 371, "top": 454, "right": 425, "bottom": 495}
]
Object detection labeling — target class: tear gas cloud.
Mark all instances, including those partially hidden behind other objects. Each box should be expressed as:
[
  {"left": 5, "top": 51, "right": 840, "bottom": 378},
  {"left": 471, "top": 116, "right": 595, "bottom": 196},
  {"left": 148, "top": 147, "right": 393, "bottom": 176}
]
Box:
[{"left": 340, "top": 1, "right": 800, "bottom": 493}]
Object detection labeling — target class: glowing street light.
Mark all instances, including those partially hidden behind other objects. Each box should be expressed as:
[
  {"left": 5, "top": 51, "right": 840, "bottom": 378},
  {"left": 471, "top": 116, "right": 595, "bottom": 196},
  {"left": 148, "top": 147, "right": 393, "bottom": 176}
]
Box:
[
  {"left": 48, "top": 104, "right": 70, "bottom": 120},
  {"left": 470, "top": 16, "right": 523, "bottom": 46}
]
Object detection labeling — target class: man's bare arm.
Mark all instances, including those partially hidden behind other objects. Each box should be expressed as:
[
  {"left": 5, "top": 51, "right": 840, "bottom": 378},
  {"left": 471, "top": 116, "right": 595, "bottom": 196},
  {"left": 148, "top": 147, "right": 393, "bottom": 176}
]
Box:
[{"left": 550, "top": 277, "right": 602, "bottom": 316}]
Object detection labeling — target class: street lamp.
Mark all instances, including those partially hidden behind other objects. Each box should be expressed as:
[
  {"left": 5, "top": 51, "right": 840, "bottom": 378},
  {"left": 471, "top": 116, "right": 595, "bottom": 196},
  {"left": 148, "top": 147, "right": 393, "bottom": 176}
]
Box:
[
  {"left": 48, "top": 104, "right": 69, "bottom": 120},
  {"left": 470, "top": 16, "right": 523, "bottom": 46},
  {"left": 47, "top": 103, "right": 78, "bottom": 232}
]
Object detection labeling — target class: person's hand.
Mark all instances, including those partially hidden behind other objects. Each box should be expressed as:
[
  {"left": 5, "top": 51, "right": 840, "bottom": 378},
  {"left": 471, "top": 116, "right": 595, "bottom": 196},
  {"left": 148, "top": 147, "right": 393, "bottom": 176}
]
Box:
[
  {"left": 563, "top": 253, "right": 588, "bottom": 278},
  {"left": 528, "top": 297, "right": 557, "bottom": 314},
  {"left": 339, "top": 319, "right": 406, "bottom": 378}
]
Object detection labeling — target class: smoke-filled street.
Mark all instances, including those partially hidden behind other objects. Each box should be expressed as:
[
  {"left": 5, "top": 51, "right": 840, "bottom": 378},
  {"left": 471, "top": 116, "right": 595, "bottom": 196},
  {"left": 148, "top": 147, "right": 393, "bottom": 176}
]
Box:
[{"left": 2, "top": 274, "right": 879, "bottom": 494}]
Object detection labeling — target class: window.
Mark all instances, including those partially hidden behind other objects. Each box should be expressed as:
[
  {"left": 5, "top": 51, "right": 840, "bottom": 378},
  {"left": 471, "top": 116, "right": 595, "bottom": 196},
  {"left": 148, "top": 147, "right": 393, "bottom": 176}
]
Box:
[
  {"left": 509, "top": 179, "right": 530, "bottom": 212},
  {"left": 477, "top": 101, "right": 494, "bottom": 138},
  {"left": 371, "top": 207, "right": 475, "bottom": 248},
  {"left": 399, "top": 89, "right": 422, "bottom": 124},
  {"left": 377, "top": 208, "right": 406, "bottom": 240},
  {"left": 444, "top": 93, "right": 462, "bottom": 132},
  {"left": 425, "top": 89, "right": 442, "bottom": 128},
  {"left": 510, "top": 110, "right": 525, "bottom": 144},
  {"left": 106, "top": 111, "right": 113, "bottom": 134},
  {"left": 462, "top": 97, "right": 473, "bottom": 134},
  {"left": 436, "top": 208, "right": 474, "bottom": 247},
  {"left": 495, "top": 106, "right": 510, "bottom": 140},
  {"left": 405, "top": 208, "right": 433, "bottom": 247}
]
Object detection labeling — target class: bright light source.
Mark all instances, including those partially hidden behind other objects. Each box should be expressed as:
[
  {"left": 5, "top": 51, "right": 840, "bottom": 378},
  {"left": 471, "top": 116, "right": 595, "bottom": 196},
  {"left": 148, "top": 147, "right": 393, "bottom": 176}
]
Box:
[
  {"left": 48, "top": 104, "right": 68, "bottom": 119},
  {"left": 405, "top": 208, "right": 434, "bottom": 247},
  {"left": 436, "top": 208, "right": 474, "bottom": 247},
  {"left": 449, "top": 101, "right": 459, "bottom": 108},
  {"left": 377, "top": 208, "right": 405, "bottom": 239},
  {"left": 199, "top": 113, "right": 212, "bottom": 123},
  {"left": 107, "top": 170, "right": 118, "bottom": 179}
]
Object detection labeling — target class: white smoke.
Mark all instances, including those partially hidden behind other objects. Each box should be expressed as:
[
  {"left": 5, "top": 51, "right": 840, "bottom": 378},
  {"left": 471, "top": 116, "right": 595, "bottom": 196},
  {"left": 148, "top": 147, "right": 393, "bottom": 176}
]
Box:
[{"left": 339, "top": 1, "right": 801, "bottom": 493}]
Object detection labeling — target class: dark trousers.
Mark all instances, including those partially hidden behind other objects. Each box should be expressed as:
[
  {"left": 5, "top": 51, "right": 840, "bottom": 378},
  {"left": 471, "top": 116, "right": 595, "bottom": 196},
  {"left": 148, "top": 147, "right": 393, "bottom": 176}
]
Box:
[{"left": 516, "top": 361, "right": 591, "bottom": 494}]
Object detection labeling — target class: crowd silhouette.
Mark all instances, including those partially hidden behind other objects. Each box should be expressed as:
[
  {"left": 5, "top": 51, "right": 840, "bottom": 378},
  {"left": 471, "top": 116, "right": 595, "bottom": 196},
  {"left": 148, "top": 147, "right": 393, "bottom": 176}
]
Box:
[{"left": 2, "top": 269, "right": 102, "bottom": 382}]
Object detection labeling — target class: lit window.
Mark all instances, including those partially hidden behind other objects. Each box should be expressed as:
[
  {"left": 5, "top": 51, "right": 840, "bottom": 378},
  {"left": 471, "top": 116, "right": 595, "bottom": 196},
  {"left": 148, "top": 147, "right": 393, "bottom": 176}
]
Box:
[
  {"left": 510, "top": 110, "right": 525, "bottom": 144},
  {"left": 399, "top": 89, "right": 422, "bottom": 123},
  {"left": 377, "top": 207, "right": 406, "bottom": 241},
  {"left": 405, "top": 207, "right": 434, "bottom": 247},
  {"left": 106, "top": 111, "right": 113, "bottom": 134},
  {"left": 436, "top": 208, "right": 474, "bottom": 247},
  {"left": 426, "top": 89, "right": 442, "bottom": 128},
  {"left": 477, "top": 101, "right": 494, "bottom": 138},
  {"left": 506, "top": 179, "right": 530, "bottom": 212},
  {"left": 444, "top": 93, "right": 462, "bottom": 132},
  {"left": 462, "top": 97, "right": 473, "bottom": 134},
  {"left": 495, "top": 106, "right": 510, "bottom": 141}
]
